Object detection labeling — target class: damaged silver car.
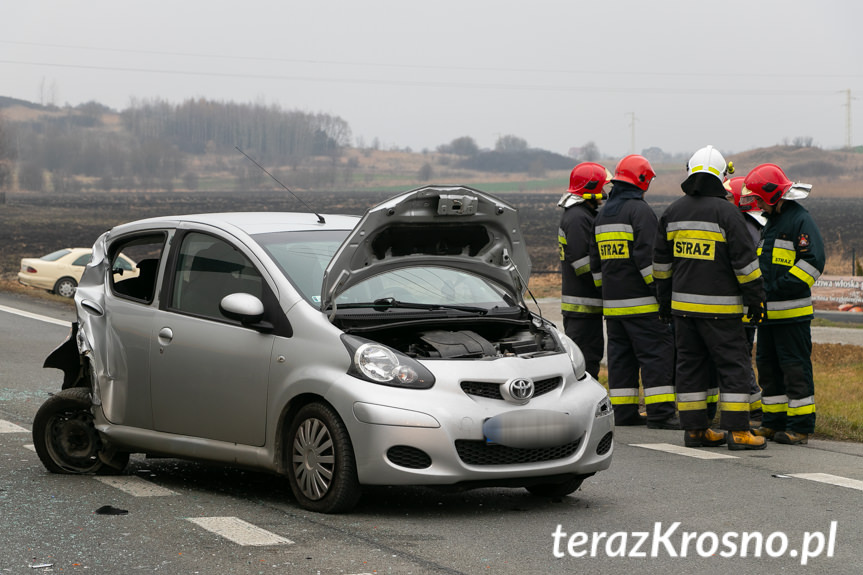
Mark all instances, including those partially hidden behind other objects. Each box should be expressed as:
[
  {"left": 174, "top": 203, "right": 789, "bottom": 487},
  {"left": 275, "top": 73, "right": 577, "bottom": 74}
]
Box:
[{"left": 33, "top": 185, "right": 614, "bottom": 513}]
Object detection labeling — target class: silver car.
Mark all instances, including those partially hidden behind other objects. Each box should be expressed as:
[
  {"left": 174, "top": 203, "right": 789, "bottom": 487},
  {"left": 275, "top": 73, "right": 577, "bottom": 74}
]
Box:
[{"left": 34, "top": 185, "right": 614, "bottom": 513}]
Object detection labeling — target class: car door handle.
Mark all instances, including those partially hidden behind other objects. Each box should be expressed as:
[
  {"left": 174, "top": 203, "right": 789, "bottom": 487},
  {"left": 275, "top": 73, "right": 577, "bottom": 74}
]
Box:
[
  {"left": 158, "top": 327, "right": 173, "bottom": 345},
  {"left": 80, "top": 299, "right": 104, "bottom": 316}
]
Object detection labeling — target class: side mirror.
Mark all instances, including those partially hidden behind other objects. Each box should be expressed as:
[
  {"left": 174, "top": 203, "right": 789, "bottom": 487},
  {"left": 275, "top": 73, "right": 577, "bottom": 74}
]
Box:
[{"left": 220, "top": 293, "right": 265, "bottom": 323}]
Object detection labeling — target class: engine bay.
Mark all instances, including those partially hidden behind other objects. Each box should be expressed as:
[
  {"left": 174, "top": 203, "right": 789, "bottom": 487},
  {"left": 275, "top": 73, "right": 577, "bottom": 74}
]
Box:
[{"left": 340, "top": 317, "right": 562, "bottom": 359}]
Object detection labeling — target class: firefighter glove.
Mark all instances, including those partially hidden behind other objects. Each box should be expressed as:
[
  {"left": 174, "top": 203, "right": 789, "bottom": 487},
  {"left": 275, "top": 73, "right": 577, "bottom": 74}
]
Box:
[{"left": 746, "top": 300, "right": 765, "bottom": 324}]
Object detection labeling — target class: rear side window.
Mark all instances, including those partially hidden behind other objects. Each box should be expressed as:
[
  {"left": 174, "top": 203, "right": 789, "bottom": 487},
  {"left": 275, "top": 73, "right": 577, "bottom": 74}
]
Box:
[
  {"left": 41, "top": 249, "right": 71, "bottom": 262},
  {"left": 110, "top": 233, "right": 167, "bottom": 304},
  {"left": 72, "top": 254, "right": 92, "bottom": 267},
  {"left": 170, "top": 232, "right": 264, "bottom": 321}
]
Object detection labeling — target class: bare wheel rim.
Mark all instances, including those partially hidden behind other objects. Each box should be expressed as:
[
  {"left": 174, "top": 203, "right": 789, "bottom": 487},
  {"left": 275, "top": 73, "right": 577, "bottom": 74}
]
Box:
[
  {"left": 45, "top": 410, "right": 101, "bottom": 472},
  {"left": 291, "top": 417, "right": 335, "bottom": 501}
]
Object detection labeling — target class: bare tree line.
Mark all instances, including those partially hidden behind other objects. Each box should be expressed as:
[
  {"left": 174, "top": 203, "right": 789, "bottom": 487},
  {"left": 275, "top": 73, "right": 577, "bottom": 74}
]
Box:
[{"left": 2, "top": 98, "right": 352, "bottom": 192}]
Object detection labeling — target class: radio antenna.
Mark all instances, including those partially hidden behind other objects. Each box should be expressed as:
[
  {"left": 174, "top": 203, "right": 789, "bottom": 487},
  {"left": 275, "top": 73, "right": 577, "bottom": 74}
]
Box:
[{"left": 235, "top": 145, "right": 325, "bottom": 224}]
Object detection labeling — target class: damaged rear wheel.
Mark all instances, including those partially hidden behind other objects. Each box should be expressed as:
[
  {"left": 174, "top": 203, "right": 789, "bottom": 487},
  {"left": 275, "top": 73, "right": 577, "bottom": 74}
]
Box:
[{"left": 32, "top": 388, "right": 129, "bottom": 474}]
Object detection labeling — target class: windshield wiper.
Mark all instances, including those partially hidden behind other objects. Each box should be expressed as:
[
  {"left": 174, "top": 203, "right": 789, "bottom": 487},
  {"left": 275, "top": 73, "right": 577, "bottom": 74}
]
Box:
[{"left": 370, "top": 297, "right": 488, "bottom": 314}]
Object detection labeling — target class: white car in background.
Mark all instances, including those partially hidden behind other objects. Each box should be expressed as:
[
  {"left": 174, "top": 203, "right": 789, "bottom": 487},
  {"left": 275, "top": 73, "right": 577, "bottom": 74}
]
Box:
[{"left": 18, "top": 248, "right": 137, "bottom": 298}]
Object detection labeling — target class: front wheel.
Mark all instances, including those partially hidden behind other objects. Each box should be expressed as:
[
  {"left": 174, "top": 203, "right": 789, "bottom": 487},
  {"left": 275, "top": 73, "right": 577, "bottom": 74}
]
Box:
[
  {"left": 32, "top": 388, "right": 129, "bottom": 474},
  {"left": 286, "top": 402, "right": 361, "bottom": 513}
]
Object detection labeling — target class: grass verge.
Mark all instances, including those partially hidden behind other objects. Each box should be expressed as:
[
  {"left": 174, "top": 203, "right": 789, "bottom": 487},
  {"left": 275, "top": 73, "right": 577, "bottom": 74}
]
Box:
[{"left": 811, "top": 343, "right": 863, "bottom": 441}]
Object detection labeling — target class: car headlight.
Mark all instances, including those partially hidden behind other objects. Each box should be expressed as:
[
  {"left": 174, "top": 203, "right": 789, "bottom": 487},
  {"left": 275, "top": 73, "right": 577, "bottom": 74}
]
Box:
[
  {"left": 341, "top": 335, "right": 435, "bottom": 389},
  {"left": 559, "top": 331, "right": 587, "bottom": 380},
  {"left": 595, "top": 395, "right": 613, "bottom": 418}
]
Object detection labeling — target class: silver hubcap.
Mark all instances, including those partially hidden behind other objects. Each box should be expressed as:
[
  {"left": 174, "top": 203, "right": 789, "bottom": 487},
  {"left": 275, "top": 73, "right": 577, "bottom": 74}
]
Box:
[
  {"left": 57, "top": 280, "right": 76, "bottom": 298},
  {"left": 292, "top": 418, "right": 334, "bottom": 500}
]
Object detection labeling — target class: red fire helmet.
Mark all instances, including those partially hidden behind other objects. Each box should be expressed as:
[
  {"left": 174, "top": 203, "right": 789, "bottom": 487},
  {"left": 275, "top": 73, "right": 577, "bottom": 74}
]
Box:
[{"left": 612, "top": 155, "right": 656, "bottom": 191}]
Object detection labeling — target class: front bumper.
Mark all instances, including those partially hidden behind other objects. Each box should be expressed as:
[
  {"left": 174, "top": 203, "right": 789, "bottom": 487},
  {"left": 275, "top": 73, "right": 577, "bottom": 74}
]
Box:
[{"left": 333, "top": 355, "right": 614, "bottom": 487}]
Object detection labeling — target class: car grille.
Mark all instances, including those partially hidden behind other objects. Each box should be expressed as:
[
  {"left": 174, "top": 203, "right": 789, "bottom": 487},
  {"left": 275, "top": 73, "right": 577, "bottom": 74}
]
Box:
[
  {"left": 460, "top": 376, "right": 561, "bottom": 400},
  {"left": 596, "top": 432, "right": 613, "bottom": 455},
  {"left": 386, "top": 445, "right": 432, "bottom": 469},
  {"left": 455, "top": 438, "right": 581, "bottom": 466}
]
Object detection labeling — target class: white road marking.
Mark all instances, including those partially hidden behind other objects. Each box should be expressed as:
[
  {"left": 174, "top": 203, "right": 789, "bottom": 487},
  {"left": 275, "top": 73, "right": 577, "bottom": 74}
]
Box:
[
  {"left": 24, "top": 444, "right": 36, "bottom": 452},
  {"left": 789, "top": 472, "right": 863, "bottom": 492},
  {"left": 94, "top": 476, "right": 179, "bottom": 497},
  {"left": 0, "top": 420, "right": 28, "bottom": 433},
  {"left": 0, "top": 304, "right": 71, "bottom": 327},
  {"left": 187, "top": 517, "right": 293, "bottom": 546},
  {"left": 631, "top": 443, "right": 739, "bottom": 460}
]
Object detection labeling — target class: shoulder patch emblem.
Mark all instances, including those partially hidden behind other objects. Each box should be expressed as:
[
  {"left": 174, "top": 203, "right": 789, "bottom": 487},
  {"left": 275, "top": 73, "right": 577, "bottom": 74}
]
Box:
[{"left": 798, "top": 233, "right": 810, "bottom": 249}]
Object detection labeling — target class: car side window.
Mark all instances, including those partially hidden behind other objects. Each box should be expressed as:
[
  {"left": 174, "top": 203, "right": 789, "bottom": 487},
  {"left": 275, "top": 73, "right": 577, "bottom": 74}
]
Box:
[
  {"left": 110, "top": 233, "right": 167, "bottom": 304},
  {"left": 171, "top": 232, "right": 264, "bottom": 321},
  {"left": 72, "top": 254, "right": 92, "bottom": 267}
]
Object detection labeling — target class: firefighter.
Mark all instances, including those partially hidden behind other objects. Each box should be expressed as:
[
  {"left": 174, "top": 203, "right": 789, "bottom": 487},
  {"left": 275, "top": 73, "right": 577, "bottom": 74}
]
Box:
[
  {"left": 654, "top": 146, "right": 766, "bottom": 450},
  {"left": 589, "top": 154, "right": 678, "bottom": 429},
  {"left": 558, "top": 162, "right": 611, "bottom": 379},
  {"left": 726, "top": 176, "right": 768, "bottom": 424},
  {"left": 741, "top": 163, "right": 825, "bottom": 445}
]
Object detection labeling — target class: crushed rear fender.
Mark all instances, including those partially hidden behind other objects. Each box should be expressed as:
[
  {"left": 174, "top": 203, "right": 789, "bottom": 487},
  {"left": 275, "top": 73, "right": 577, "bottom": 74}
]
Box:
[{"left": 43, "top": 323, "right": 85, "bottom": 389}]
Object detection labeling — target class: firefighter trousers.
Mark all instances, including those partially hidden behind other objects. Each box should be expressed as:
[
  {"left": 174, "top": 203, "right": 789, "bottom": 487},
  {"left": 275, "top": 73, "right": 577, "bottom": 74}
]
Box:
[
  {"left": 675, "top": 316, "right": 752, "bottom": 431},
  {"left": 756, "top": 321, "right": 816, "bottom": 434},
  {"left": 744, "top": 325, "right": 763, "bottom": 420},
  {"left": 563, "top": 315, "right": 604, "bottom": 380},
  {"left": 606, "top": 316, "right": 675, "bottom": 424},
  {"left": 705, "top": 325, "right": 761, "bottom": 422}
]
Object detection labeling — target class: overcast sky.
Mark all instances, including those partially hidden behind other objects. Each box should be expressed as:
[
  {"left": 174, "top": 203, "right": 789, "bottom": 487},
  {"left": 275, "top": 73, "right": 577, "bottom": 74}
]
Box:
[{"left": 2, "top": 0, "right": 862, "bottom": 158}]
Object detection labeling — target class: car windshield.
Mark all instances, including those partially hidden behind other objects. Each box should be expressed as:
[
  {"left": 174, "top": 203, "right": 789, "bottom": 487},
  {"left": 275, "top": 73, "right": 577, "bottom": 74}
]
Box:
[
  {"left": 41, "top": 249, "right": 72, "bottom": 261},
  {"left": 253, "top": 229, "right": 350, "bottom": 304},
  {"left": 253, "top": 230, "right": 515, "bottom": 311},
  {"left": 334, "top": 266, "right": 513, "bottom": 311}
]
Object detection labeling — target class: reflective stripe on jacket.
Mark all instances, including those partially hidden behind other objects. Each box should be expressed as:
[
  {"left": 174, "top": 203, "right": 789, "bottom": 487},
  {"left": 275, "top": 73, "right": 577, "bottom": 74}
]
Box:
[
  {"left": 758, "top": 201, "right": 825, "bottom": 323},
  {"left": 559, "top": 202, "right": 603, "bottom": 316},
  {"left": 654, "top": 193, "right": 763, "bottom": 318},
  {"left": 589, "top": 183, "right": 659, "bottom": 317}
]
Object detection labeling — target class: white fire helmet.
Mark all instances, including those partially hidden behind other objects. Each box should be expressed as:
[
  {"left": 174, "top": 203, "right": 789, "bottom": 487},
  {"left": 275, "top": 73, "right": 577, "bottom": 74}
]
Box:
[{"left": 686, "top": 145, "right": 731, "bottom": 182}]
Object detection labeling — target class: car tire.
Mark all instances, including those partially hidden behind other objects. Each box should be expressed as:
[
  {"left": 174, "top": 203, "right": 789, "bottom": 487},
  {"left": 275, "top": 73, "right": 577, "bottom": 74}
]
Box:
[
  {"left": 32, "top": 387, "right": 129, "bottom": 475},
  {"left": 525, "top": 474, "right": 588, "bottom": 498},
  {"left": 286, "top": 402, "right": 361, "bottom": 514},
  {"left": 53, "top": 277, "right": 78, "bottom": 298}
]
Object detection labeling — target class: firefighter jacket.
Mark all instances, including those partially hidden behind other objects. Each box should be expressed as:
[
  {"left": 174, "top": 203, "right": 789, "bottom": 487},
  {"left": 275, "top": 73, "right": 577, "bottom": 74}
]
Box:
[
  {"left": 743, "top": 211, "right": 764, "bottom": 247},
  {"left": 589, "top": 181, "right": 659, "bottom": 317},
  {"left": 559, "top": 200, "right": 603, "bottom": 316},
  {"left": 654, "top": 173, "right": 764, "bottom": 318},
  {"left": 758, "top": 200, "right": 825, "bottom": 323},
  {"left": 741, "top": 211, "right": 765, "bottom": 325}
]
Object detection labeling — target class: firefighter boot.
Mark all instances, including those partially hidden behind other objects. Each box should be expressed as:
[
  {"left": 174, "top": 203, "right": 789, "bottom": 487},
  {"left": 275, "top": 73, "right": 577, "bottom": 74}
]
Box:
[
  {"left": 727, "top": 430, "right": 767, "bottom": 451},
  {"left": 684, "top": 428, "right": 727, "bottom": 448},
  {"left": 774, "top": 431, "right": 809, "bottom": 445},
  {"left": 751, "top": 427, "right": 776, "bottom": 440}
]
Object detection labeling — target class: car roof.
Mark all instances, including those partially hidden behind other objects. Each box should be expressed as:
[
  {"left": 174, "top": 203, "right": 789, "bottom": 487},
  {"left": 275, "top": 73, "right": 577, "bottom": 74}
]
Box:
[{"left": 108, "top": 212, "right": 360, "bottom": 236}]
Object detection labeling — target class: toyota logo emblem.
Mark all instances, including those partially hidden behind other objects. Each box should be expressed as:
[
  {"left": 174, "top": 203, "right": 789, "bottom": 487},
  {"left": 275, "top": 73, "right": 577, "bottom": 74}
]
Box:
[{"left": 509, "top": 378, "right": 534, "bottom": 400}]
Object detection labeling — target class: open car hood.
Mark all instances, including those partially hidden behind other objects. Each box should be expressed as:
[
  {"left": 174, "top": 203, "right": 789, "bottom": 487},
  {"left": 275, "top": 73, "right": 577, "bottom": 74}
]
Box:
[{"left": 321, "top": 185, "right": 531, "bottom": 311}]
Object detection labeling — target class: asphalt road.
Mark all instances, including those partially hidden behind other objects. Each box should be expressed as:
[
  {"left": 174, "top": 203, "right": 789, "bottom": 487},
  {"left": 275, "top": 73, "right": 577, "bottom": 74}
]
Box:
[{"left": 2, "top": 292, "right": 862, "bottom": 574}]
